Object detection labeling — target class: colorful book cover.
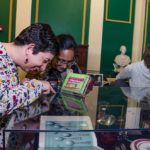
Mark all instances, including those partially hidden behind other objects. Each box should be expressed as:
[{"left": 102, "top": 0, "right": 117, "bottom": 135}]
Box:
[{"left": 61, "top": 73, "right": 90, "bottom": 95}]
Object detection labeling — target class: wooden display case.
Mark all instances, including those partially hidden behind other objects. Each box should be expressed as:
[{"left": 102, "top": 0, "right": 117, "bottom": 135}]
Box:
[{"left": 75, "top": 44, "right": 88, "bottom": 71}]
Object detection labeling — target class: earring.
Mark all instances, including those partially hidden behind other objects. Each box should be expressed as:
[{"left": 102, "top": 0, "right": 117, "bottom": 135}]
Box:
[{"left": 24, "top": 58, "right": 28, "bottom": 64}]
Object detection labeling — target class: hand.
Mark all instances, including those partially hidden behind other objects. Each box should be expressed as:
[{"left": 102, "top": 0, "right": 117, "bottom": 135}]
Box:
[{"left": 40, "top": 80, "right": 56, "bottom": 94}]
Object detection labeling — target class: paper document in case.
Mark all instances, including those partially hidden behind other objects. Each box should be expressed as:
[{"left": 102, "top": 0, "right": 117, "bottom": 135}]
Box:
[
  {"left": 38, "top": 146, "right": 103, "bottom": 150},
  {"left": 39, "top": 116, "right": 101, "bottom": 149}
]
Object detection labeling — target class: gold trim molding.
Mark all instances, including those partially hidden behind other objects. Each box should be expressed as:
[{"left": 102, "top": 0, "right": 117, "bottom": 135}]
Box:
[
  {"left": 0, "top": 0, "right": 14, "bottom": 41},
  {"left": 105, "top": 0, "right": 133, "bottom": 24},
  {"left": 8, "top": 0, "right": 13, "bottom": 42},
  {"left": 143, "top": 0, "right": 149, "bottom": 51},
  {"left": 35, "top": 0, "right": 39, "bottom": 23},
  {"left": 34, "top": 0, "right": 87, "bottom": 44}
]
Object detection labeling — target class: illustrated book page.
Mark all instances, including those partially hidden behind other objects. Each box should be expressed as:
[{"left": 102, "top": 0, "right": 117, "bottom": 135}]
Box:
[
  {"left": 39, "top": 116, "right": 99, "bottom": 148},
  {"left": 61, "top": 73, "right": 90, "bottom": 95}
]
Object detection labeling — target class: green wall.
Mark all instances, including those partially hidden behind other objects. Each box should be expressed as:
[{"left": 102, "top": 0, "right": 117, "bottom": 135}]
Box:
[
  {"left": 143, "top": 1, "right": 150, "bottom": 50},
  {"left": 101, "top": 0, "right": 136, "bottom": 75},
  {"left": 31, "top": 0, "right": 91, "bottom": 45},
  {"left": 0, "top": 0, "right": 16, "bottom": 42}
]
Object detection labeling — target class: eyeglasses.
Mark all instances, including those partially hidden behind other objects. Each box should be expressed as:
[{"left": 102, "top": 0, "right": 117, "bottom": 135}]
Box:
[{"left": 57, "top": 57, "right": 76, "bottom": 67}]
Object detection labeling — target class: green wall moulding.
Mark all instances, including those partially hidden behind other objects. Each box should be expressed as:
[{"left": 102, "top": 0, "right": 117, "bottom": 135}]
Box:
[
  {"left": 0, "top": 0, "right": 16, "bottom": 42},
  {"left": 31, "top": 0, "right": 91, "bottom": 45},
  {"left": 101, "top": 0, "right": 135, "bottom": 75}
]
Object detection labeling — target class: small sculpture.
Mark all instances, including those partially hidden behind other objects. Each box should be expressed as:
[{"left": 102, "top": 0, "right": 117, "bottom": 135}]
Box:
[{"left": 113, "top": 45, "right": 131, "bottom": 72}]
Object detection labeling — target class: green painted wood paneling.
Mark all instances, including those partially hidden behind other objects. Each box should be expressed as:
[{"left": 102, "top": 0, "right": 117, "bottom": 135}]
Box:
[
  {"left": 107, "top": 0, "right": 131, "bottom": 21},
  {"left": 0, "top": 0, "right": 17, "bottom": 42},
  {"left": 101, "top": 0, "right": 135, "bottom": 75},
  {"left": 31, "top": 0, "right": 90, "bottom": 44},
  {"left": 147, "top": 2, "right": 150, "bottom": 45},
  {"left": 0, "top": 0, "right": 10, "bottom": 41},
  {"left": 31, "top": 0, "right": 36, "bottom": 24},
  {"left": 84, "top": 0, "right": 90, "bottom": 45},
  {"left": 144, "top": 1, "right": 150, "bottom": 49},
  {"left": 11, "top": 0, "right": 17, "bottom": 41}
]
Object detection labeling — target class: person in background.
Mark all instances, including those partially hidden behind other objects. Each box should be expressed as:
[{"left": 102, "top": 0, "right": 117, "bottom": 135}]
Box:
[
  {"left": 116, "top": 45, "right": 150, "bottom": 87},
  {"left": 40, "top": 34, "right": 82, "bottom": 88},
  {"left": 24, "top": 34, "right": 82, "bottom": 115},
  {"left": 0, "top": 23, "right": 58, "bottom": 116},
  {"left": 24, "top": 34, "right": 92, "bottom": 118}
]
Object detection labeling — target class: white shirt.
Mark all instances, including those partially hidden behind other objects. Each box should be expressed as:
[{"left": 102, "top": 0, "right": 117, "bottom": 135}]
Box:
[{"left": 116, "top": 61, "right": 150, "bottom": 87}]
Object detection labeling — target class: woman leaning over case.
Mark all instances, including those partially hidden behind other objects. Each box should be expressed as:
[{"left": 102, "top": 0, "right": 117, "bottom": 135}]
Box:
[{"left": 0, "top": 23, "right": 58, "bottom": 116}]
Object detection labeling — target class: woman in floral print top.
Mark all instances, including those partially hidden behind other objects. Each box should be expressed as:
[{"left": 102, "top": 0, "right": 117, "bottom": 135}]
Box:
[
  {"left": 0, "top": 23, "right": 58, "bottom": 115},
  {"left": 0, "top": 23, "right": 58, "bottom": 148}
]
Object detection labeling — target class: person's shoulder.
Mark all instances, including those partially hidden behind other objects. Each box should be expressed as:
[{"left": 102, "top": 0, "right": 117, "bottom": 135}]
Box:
[
  {"left": 128, "top": 60, "right": 142, "bottom": 66},
  {"left": 125, "top": 61, "right": 144, "bottom": 71},
  {"left": 134, "top": 60, "right": 144, "bottom": 66}
]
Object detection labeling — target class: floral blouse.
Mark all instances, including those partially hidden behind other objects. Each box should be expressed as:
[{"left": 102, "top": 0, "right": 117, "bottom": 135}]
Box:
[{"left": 0, "top": 42, "right": 44, "bottom": 116}]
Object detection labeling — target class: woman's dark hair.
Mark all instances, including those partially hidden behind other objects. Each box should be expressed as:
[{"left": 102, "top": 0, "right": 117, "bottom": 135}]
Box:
[
  {"left": 144, "top": 45, "right": 150, "bottom": 68},
  {"left": 57, "top": 34, "right": 77, "bottom": 51},
  {"left": 14, "top": 23, "right": 58, "bottom": 55}
]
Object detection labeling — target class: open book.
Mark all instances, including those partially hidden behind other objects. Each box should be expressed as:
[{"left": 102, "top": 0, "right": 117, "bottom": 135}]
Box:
[
  {"left": 39, "top": 116, "right": 103, "bottom": 150},
  {"left": 61, "top": 72, "right": 91, "bottom": 96}
]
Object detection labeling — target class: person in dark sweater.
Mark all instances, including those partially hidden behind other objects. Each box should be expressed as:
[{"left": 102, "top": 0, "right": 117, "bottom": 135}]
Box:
[
  {"left": 26, "top": 33, "right": 81, "bottom": 91},
  {"left": 42, "top": 34, "right": 81, "bottom": 89},
  {"left": 38, "top": 34, "right": 82, "bottom": 115}
]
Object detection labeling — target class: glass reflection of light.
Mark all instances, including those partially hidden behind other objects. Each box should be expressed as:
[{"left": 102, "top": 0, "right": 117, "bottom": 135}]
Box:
[{"left": 97, "top": 115, "right": 116, "bottom": 126}]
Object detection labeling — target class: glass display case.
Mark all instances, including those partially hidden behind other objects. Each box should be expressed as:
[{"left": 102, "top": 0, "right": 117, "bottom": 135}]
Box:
[{"left": 3, "top": 85, "right": 150, "bottom": 150}]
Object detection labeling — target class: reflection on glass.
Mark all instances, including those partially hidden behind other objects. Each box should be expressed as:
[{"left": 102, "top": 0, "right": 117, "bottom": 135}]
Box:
[{"left": 97, "top": 115, "right": 116, "bottom": 126}]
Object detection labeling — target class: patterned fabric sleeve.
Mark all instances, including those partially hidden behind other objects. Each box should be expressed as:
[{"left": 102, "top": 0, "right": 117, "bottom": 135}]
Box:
[
  {"left": 0, "top": 78, "right": 44, "bottom": 116},
  {"left": 14, "top": 100, "right": 42, "bottom": 123},
  {"left": 0, "top": 51, "right": 45, "bottom": 116},
  {"left": 14, "top": 95, "right": 50, "bottom": 123}
]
